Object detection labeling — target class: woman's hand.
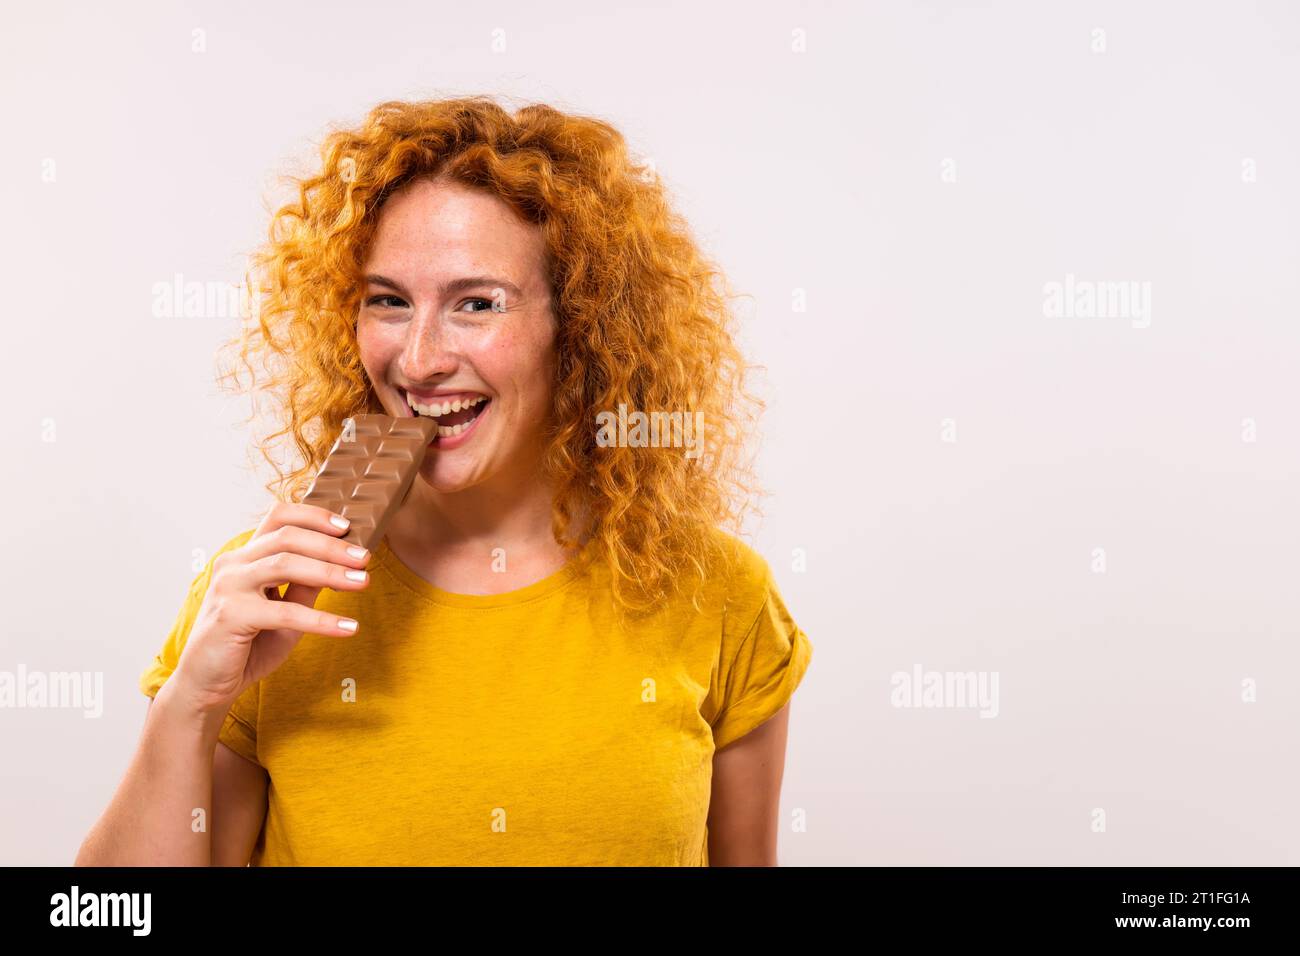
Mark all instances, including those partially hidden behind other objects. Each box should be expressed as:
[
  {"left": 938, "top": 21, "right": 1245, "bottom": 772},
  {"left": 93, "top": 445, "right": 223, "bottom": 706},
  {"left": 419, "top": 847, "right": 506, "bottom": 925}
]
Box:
[{"left": 168, "top": 503, "right": 371, "bottom": 715}]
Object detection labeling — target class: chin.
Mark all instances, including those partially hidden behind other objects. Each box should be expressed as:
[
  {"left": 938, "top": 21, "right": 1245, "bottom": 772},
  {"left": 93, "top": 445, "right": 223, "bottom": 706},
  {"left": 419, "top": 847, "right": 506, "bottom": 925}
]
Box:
[{"left": 417, "top": 460, "right": 485, "bottom": 494}]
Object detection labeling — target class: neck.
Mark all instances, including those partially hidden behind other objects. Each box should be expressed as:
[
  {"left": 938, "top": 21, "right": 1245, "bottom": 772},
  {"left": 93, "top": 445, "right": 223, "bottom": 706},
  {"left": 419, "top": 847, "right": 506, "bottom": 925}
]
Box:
[
  {"left": 383, "top": 462, "right": 593, "bottom": 594},
  {"left": 396, "top": 462, "right": 560, "bottom": 555}
]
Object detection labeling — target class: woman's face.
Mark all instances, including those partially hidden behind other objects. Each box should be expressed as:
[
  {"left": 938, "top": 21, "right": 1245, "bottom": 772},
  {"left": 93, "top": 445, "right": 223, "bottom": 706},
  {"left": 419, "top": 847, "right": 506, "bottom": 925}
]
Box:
[{"left": 356, "top": 176, "right": 558, "bottom": 493}]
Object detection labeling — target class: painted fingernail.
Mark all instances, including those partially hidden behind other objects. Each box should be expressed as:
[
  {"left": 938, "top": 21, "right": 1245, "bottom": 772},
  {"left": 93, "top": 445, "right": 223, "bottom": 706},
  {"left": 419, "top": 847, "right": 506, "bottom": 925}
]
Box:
[
  {"left": 338, "top": 618, "right": 358, "bottom": 632},
  {"left": 330, "top": 515, "right": 350, "bottom": 530},
  {"left": 345, "top": 570, "right": 367, "bottom": 582},
  {"left": 346, "top": 546, "right": 368, "bottom": 559}
]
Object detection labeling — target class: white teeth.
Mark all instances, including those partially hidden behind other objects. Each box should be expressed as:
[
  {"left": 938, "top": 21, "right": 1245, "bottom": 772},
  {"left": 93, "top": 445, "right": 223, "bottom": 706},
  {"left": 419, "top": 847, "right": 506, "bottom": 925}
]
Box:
[
  {"left": 401, "top": 392, "right": 489, "bottom": 439},
  {"left": 403, "top": 393, "right": 487, "bottom": 418}
]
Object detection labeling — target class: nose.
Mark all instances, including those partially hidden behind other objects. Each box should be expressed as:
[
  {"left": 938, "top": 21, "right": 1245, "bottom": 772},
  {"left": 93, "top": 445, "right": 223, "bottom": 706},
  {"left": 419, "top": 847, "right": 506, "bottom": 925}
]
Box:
[{"left": 397, "top": 308, "right": 457, "bottom": 382}]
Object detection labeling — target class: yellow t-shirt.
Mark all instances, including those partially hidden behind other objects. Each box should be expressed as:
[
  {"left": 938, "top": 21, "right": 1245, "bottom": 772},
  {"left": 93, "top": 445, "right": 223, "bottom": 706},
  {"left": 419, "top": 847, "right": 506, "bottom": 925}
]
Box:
[{"left": 140, "top": 525, "right": 813, "bottom": 866}]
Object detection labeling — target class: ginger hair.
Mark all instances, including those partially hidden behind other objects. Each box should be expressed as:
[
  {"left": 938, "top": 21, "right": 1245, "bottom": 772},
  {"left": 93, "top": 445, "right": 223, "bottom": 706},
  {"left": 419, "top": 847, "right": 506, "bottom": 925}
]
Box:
[{"left": 219, "top": 95, "right": 765, "bottom": 615}]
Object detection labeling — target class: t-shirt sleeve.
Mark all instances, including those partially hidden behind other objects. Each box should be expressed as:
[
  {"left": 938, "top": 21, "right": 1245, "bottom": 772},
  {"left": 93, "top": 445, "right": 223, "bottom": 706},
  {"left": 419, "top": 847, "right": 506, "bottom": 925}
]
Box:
[
  {"left": 707, "top": 545, "right": 814, "bottom": 751},
  {"left": 139, "top": 528, "right": 262, "bottom": 765}
]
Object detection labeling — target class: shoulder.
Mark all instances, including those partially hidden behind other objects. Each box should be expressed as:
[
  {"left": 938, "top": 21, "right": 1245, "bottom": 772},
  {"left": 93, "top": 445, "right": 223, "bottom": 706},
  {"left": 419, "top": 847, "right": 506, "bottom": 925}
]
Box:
[
  {"left": 709, "top": 527, "right": 773, "bottom": 588},
  {"left": 699, "top": 526, "right": 778, "bottom": 632}
]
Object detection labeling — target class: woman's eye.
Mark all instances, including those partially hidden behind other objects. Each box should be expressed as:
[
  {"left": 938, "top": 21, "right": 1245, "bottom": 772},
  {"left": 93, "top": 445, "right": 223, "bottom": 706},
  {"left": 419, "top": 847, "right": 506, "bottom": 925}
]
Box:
[{"left": 365, "top": 295, "right": 496, "bottom": 312}]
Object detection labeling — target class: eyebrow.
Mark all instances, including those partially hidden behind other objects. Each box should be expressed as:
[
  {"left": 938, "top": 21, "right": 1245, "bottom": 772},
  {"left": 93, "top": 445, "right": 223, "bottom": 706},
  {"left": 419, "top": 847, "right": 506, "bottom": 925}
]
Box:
[{"left": 364, "top": 273, "right": 522, "bottom": 299}]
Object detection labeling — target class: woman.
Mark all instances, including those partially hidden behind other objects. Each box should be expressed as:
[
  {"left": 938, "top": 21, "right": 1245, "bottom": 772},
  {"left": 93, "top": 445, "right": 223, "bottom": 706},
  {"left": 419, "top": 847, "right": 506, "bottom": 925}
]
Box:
[{"left": 77, "top": 96, "right": 813, "bottom": 866}]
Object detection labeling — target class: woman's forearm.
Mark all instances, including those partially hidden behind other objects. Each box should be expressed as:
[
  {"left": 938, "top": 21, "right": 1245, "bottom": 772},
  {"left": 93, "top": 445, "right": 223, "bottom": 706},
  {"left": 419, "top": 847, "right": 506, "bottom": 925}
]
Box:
[{"left": 75, "top": 676, "right": 227, "bottom": 866}]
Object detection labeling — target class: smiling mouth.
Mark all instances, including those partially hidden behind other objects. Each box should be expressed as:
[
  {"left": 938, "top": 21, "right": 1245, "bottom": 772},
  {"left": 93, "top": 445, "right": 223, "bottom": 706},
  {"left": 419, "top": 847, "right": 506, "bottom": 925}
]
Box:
[{"left": 402, "top": 390, "right": 491, "bottom": 438}]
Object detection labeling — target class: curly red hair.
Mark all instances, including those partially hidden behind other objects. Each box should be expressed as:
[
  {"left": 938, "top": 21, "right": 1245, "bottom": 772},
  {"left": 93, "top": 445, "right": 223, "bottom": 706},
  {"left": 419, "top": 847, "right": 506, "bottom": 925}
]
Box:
[{"left": 220, "top": 95, "right": 765, "bottom": 615}]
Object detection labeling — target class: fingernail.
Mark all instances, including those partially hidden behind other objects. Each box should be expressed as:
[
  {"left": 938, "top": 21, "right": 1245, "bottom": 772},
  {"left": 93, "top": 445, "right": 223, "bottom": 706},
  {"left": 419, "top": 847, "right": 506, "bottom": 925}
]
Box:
[
  {"left": 330, "top": 515, "right": 350, "bottom": 530},
  {"left": 347, "top": 546, "right": 368, "bottom": 559},
  {"left": 345, "top": 570, "right": 367, "bottom": 582},
  {"left": 338, "top": 618, "right": 358, "bottom": 632}
]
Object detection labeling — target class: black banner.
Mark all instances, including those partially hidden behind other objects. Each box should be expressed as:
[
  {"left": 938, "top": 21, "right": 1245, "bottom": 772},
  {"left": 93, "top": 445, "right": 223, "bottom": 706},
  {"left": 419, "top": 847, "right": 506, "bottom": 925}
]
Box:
[{"left": 0, "top": 866, "right": 1291, "bottom": 941}]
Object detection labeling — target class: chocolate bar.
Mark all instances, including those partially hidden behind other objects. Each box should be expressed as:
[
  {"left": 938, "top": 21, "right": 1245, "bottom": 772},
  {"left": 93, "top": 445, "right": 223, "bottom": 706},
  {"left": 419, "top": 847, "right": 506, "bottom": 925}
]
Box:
[{"left": 301, "top": 414, "right": 437, "bottom": 552}]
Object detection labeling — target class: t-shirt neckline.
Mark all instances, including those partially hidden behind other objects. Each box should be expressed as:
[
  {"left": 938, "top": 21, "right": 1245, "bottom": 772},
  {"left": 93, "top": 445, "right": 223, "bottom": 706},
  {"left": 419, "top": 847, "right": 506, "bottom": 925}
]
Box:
[{"left": 372, "top": 536, "right": 592, "bottom": 609}]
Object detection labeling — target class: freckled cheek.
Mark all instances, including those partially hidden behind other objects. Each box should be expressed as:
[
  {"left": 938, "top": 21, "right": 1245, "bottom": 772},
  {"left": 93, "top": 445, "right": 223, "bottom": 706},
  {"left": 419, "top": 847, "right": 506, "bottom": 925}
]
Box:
[
  {"left": 471, "top": 328, "right": 553, "bottom": 411},
  {"left": 467, "top": 326, "right": 524, "bottom": 380},
  {"left": 355, "top": 321, "right": 399, "bottom": 373}
]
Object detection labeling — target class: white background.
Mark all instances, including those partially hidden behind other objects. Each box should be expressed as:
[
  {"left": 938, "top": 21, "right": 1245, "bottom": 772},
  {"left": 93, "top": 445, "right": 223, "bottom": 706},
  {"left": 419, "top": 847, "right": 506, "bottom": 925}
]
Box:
[{"left": 1, "top": 0, "right": 1296, "bottom": 865}]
